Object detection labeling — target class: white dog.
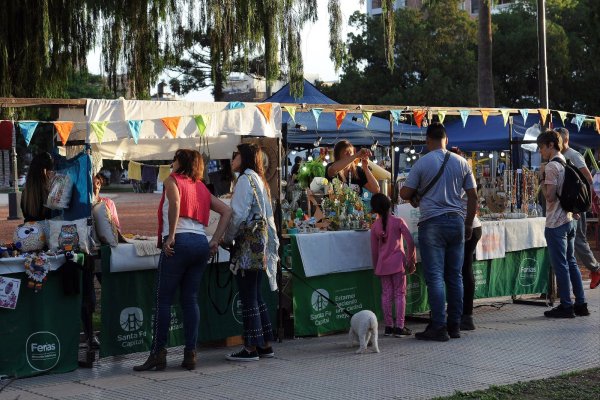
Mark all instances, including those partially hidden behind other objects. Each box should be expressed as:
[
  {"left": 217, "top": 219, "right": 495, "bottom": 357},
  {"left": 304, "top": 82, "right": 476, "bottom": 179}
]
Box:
[{"left": 348, "top": 310, "right": 380, "bottom": 354}]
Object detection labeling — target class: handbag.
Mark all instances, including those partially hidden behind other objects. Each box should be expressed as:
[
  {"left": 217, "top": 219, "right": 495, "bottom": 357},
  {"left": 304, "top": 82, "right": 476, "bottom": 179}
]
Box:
[
  {"left": 411, "top": 151, "right": 451, "bottom": 207},
  {"left": 230, "top": 174, "right": 268, "bottom": 271}
]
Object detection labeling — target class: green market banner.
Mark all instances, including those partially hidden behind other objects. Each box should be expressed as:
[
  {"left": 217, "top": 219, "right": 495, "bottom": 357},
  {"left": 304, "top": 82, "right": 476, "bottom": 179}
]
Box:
[
  {"left": 488, "top": 247, "right": 549, "bottom": 297},
  {"left": 0, "top": 271, "right": 80, "bottom": 378},
  {"left": 100, "top": 246, "right": 276, "bottom": 358}
]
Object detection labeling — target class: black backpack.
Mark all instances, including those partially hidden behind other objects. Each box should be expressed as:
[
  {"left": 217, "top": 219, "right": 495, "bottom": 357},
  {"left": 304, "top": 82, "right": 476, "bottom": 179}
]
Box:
[{"left": 550, "top": 157, "right": 591, "bottom": 213}]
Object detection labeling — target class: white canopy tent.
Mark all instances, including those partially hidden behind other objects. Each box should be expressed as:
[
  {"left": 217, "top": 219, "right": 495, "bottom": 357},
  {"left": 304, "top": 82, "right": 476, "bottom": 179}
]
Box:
[{"left": 59, "top": 99, "right": 282, "bottom": 161}]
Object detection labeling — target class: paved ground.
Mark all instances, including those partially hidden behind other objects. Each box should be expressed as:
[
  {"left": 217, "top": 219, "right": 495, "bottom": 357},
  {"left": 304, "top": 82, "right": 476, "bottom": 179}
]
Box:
[{"left": 0, "top": 288, "right": 598, "bottom": 400}]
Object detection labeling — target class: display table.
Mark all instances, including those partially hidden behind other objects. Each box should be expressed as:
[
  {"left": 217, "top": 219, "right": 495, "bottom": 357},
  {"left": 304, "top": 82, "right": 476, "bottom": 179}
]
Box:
[
  {"left": 0, "top": 255, "right": 82, "bottom": 378},
  {"left": 99, "top": 243, "right": 277, "bottom": 357},
  {"left": 289, "top": 217, "right": 549, "bottom": 336}
]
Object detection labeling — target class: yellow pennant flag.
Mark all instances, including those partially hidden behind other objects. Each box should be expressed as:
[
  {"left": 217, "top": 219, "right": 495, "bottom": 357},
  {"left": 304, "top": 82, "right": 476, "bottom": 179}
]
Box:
[
  {"left": 500, "top": 109, "right": 510, "bottom": 126},
  {"left": 437, "top": 110, "right": 447, "bottom": 124},
  {"left": 538, "top": 109, "right": 549, "bottom": 126},
  {"left": 90, "top": 121, "right": 109, "bottom": 143},
  {"left": 362, "top": 110, "right": 374, "bottom": 127},
  {"left": 161, "top": 117, "right": 181, "bottom": 138},
  {"left": 557, "top": 110, "right": 568, "bottom": 126},
  {"left": 480, "top": 109, "right": 490, "bottom": 125},
  {"left": 595, "top": 117, "right": 600, "bottom": 133},
  {"left": 53, "top": 121, "right": 74, "bottom": 146},
  {"left": 257, "top": 103, "right": 273, "bottom": 123},
  {"left": 284, "top": 106, "right": 296, "bottom": 123},
  {"left": 335, "top": 110, "right": 347, "bottom": 129}
]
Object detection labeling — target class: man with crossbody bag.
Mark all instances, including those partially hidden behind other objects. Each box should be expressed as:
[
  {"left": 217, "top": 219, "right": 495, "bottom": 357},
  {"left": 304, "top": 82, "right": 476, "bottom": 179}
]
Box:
[{"left": 400, "top": 122, "right": 477, "bottom": 342}]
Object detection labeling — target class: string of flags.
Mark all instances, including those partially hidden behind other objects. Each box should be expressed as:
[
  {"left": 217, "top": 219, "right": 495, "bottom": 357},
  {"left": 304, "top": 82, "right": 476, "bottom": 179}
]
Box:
[{"left": 0, "top": 101, "right": 274, "bottom": 148}]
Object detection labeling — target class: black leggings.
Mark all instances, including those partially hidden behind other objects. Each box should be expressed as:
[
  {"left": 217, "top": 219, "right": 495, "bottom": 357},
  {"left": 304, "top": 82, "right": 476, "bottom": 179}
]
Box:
[{"left": 463, "top": 226, "right": 482, "bottom": 315}]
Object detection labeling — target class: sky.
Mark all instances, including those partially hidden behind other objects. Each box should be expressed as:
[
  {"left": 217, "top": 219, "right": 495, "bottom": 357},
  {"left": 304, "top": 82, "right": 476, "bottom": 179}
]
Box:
[{"left": 87, "top": 0, "right": 363, "bottom": 101}]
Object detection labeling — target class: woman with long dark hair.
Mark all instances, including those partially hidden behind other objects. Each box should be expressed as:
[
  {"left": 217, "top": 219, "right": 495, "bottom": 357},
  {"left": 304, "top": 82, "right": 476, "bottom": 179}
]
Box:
[
  {"left": 21, "top": 152, "right": 54, "bottom": 222},
  {"left": 325, "top": 140, "right": 380, "bottom": 194},
  {"left": 224, "top": 143, "right": 279, "bottom": 361},
  {"left": 134, "top": 149, "right": 231, "bottom": 371},
  {"left": 370, "top": 193, "right": 416, "bottom": 337}
]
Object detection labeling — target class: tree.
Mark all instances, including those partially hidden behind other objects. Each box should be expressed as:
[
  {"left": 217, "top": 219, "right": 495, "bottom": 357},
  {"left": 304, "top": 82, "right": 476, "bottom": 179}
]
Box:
[{"left": 478, "top": 0, "right": 495, "bottom": 107}]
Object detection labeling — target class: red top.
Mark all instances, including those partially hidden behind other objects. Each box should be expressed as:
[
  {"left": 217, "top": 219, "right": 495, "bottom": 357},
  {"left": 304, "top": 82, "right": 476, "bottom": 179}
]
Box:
[{"left": 157, "top": 172, "right": 211, "bottom": 247}]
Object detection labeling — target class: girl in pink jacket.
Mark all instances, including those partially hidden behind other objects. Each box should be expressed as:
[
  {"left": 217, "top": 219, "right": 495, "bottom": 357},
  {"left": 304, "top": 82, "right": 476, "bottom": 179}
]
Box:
[{"left": 370, "top": 193, "right": 416, "bottom": 337}]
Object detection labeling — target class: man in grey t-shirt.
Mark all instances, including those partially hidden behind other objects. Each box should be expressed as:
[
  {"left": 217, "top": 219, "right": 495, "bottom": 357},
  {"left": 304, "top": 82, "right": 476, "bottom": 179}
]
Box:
[
  {"left": 557, "top": 127, "right": 600, "bottom": 290},
  {"left": 400, "top": 122, "right": 477, "bottom": 341}
]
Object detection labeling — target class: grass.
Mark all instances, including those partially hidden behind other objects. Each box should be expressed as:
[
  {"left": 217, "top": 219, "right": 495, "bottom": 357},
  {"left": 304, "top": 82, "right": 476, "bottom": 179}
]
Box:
[{"left": 433, "top": 367, "right": 600, "bottom": 400}]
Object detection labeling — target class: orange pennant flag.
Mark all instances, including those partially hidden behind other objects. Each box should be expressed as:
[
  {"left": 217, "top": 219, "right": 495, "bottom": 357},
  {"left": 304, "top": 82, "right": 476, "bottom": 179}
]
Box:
[
  {"left": 413, "top": 109, "right": 426, "bottom": 128},
  {"left": 335, "top": 110, "right": 347, "bottom": 129},
  {"left": 161, "top": 117, "right": 181, "bottom": 138},
  {"left": 595, "top": 117, "right": 600, "bottom": 133},
  {"left": 539, "top": 109, "right": 549, "bottom": 126},
  {"left": 53, "top": 121, "right": 74, "bottom": 146},
  {"left": 480, "top": 109, "right": 490, "bottom": 125},
  {"left": 257, "top": 103, "right": 272, "bottom": 123}
]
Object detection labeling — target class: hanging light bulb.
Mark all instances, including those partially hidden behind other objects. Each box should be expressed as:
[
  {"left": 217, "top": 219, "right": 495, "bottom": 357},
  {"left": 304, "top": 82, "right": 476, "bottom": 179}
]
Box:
[
  {"left": 322, "top": 161, "right": 327, "bottom": 166},
  {"left": 325, "top": 154, "right": 330, "bottom": 161},
  {"left": 410, "top": 148, "right": 416, "bottom": 154},
  {"left": 394, "top": 146, "right": 400, "bottom": 152},
  {"left": 489, "top": 153, "right": 494, "bottom": 159},
  {"left": 313, "top": 136, "right": 322, "bottom": 147},
  {"left": 479, "top": 152, "right": 484, "bottom": 157},
  {"left": 406, "top": 156, "right": 411, "bottom": 162},
  {"left": 500, "top": 152, "right": 505, "bottom": 157},
  {"left": 307, "top": 156, "right": 313, "bottom": 161},
  {"left": 413, "top": 154, "right": 418, "bottom": 160},
  {"left": 403, "top": 146, "right": 411, "bottom": 153},
  {"left": 291, "top": 150, "right": 297, "bottom": 155}
]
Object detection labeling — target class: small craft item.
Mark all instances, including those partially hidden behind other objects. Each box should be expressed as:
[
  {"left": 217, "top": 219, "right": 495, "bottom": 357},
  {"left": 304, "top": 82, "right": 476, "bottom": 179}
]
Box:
[
  {"left": 24, "top": 253, "right": 50, "bottom": 292},
  {"left": 13, "top": 221, "right": 47, "bottom": 252},
  {"left": 45, "top": 173, "right": 73, "bottom": 210}
]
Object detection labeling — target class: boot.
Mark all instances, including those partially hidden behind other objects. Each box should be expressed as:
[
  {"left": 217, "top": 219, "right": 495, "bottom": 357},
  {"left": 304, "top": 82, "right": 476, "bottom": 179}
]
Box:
[
  {"left": 460, "top": 314, "right": 476, "bottom": 331},
  {"left": 181, "top": 349, "right": 197, "bottom": 370},
  {"left": 133, "top": 348, "right": 167, "bottom": 371}
]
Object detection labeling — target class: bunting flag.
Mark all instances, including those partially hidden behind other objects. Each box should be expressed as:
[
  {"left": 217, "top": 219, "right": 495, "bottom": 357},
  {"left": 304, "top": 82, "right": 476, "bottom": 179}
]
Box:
[
  {"left": 311, "top": 108, "right": 323, "bottom": 129},
  {"left": 0, "top": 121, "right": 13, "bottom": 150},
  {"left": 90, "top": 121, "right": 109, "bottom": 143},
  {"left": 574, "top": 114, "right": 585, "bottom": 131},
  {"left": 500, "top": 109, "right": 511, "bottom": 126},
  {"left": 538, "top": 109, "right": 549, "bottom": 127},
  {"left": 161, "top": 117, "right": 180, "bottom": 138},
  {"left": 413, "top": 109, "right": 426, "bottom": 128},
  {"left": 158, "top": 165, "right": 171, "bottom": 182},
  {"left": 480, "top": 109, "right": 490, "bottom": 125},
  {"left": 335, "top": 110, "right": 347, "bottom": 129},
  {"left": 18, "top": 121, "right": 38, "bottom": 146},
  {"left": 53, "top": 121, "right": 74, "bottom": 146},
  {"left": 519, "top": 109, "right": 529, "bottom": 124},
  {"left": 227, "top": 101, "right": 245, "bottom": 110},
  {"left": 390, "top": 110, "right": 402, "bottom": 124},
  {"left": 193, "top": 115, "right": 210, "bottom": 136},
  {"left": 437, "top": 110, "right": 447, "bottom": 124},
  {"left": 283, "top": 106, "right": 296, "bottom": 123},
  {"left": 557, "top": 110, "right": 568, "bottom": 126},
  {"left": 128, "top": 160, "right": 142, "bottom": 181},
  {"left": 127, "top": 120, "right": 143, "bottom": 144},
  {"left": 459, "top": 110, "right": 470, "bottom": 127},
  {"left": 595, "top": 117, "right": 600, "bottom": 133},
  {"left": 256, "top": 103, "right": 272, "bottom": 123},
  {"left": 362, "top": 110, "right": 374, "bottom": 127}
]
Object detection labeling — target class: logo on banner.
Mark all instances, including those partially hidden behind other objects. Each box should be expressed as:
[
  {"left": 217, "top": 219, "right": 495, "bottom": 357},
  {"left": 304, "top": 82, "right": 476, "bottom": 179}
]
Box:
[
  {"left": 311, "top": 289, "right": 330, "bottom": 312},
  {"left": 232, "top": 292, "right": 243, "bottom": 325},
  {"left": 518, "top": 258, "right": 537, "bottom": 287},
  {"left": 26, "top": 331, "right": 60, "bottom": 371},
  {"left": 120, "top": 307, "right": 144, "bottom": 332},
  {"left": 406, "top": 274, "right": 424, "bottom": 306}
]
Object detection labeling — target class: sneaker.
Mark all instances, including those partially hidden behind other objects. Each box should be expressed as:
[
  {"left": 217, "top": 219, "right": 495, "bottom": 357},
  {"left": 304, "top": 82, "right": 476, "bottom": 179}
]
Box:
[
  {"left": 460, "top": 314, "right": 476, "bottom": 331},
  {"left": 574, "top": 303, "right": 590, "bottom": 317},
  {"left": 257, "top": 346, "right": 275, "bottom": 358},
  {"left": 447, "top": 324, "right": 461, "bottom": 339},
  {"left": 544, "top": 305, "right": 575, "bottom": 319},
  {"left": 590, "top": 270, "right": 600, "bottom": 289},
  {"left": 393, "top": 327, "right": 412, "bottom": 337},
  {"left": 415, "top": 324, "right": 450, "bottom": 342},
  {"left": 226, "top": 348, "right": 259, "bottom": 362},
  {"left": 384, "top": 326, "right": 393, "bottom": 336},
  {"left": 87, "top": 336, "right": 101, "bottom": 350}
]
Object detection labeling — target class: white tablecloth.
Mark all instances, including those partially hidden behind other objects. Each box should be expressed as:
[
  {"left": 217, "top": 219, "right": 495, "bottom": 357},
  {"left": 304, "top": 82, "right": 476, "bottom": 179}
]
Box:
[
  {"left": 0, "top": 255, "right": 67, "bottom": 275},
  {"left": 476, "top": 217, "right": 546, "bottom": 260},
  {"left": 294, "top": 230, "right": 372, "bottom": 277}
]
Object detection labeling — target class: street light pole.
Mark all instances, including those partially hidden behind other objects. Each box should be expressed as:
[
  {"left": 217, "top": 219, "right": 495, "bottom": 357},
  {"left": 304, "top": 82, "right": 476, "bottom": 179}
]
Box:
[
  {"left": 537, "top": 0, "right": 549, "bottom": 121},
  {"left": 8, "top": 119, "right": 22, "bottom": 220}
]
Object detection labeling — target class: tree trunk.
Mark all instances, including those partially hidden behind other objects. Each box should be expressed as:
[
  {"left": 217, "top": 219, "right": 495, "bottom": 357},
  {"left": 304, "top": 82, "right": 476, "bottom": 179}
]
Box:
[{"left": 477, "top": 0, "right": 495, "bottom": 107}]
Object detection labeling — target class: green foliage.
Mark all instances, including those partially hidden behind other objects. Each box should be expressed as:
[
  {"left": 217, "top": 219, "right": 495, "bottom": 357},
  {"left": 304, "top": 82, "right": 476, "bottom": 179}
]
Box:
[{"left": 296, "top": 159, "right": 326, "bottom": 189}]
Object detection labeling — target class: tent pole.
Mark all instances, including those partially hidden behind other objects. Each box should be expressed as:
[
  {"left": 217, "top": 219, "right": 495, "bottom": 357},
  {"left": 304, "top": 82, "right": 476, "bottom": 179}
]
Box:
[
  {"left": 389, "top": 114, "right": 395, "bottom": 202},
  {"left": 276, "top": 127, "right": 286, "bottom": 343}
]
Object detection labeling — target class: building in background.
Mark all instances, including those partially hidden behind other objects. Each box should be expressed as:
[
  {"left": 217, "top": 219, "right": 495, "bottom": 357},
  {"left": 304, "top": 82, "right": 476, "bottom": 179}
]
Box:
[{"left": 367, "top": 0, "right": 515, "bottom": 17}]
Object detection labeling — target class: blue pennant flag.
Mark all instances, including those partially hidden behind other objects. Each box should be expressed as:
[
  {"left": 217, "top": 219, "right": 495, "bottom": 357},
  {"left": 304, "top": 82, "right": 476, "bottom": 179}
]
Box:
[
  {"left": 574, "top": 114, "right": 586, "bottom": 131},
  {"left": 390, "top": 110, "right": 402, "bottom": 125},
  {"left": 459, "top": 110, "right": 470, "bottom": 127},
  {"left": 128, "top": 120, "right": 143, "bottom": 144},
  {"left": 227, "top": 101, "right": 245, "bottom": 110},
  {"left": 519, "top": 109, "right": 529, "bottom": 124},
  {"left": 311, "top": 108, "right": 323, "bottom": 129},
  {"left": 18, "top": 121, "right": 38, "bottom": 146}
]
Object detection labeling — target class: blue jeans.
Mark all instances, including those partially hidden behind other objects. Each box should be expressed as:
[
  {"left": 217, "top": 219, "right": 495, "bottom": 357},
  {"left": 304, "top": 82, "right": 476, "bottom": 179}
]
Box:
[
  {"left": 235, "top": 270, "right": 274, "bottom": 348},
  {"left": 151, "top": 233, "right": 210, "bottom": 352},
  {"left": 418, "top": 213, "right": 465, "bottom": 329},
  {"left": 544, "top": 220, "right": 586, "bottom": 307}
]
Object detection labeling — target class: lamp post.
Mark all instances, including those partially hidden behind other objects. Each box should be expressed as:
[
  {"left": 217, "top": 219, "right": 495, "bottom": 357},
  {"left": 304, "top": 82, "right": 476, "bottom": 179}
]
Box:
[
  {"left": 8, "top": 119, "right": 22, "bottom": 220},
  {"left": 537, "top": 0, "right": 549, "bottom": 125}
]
